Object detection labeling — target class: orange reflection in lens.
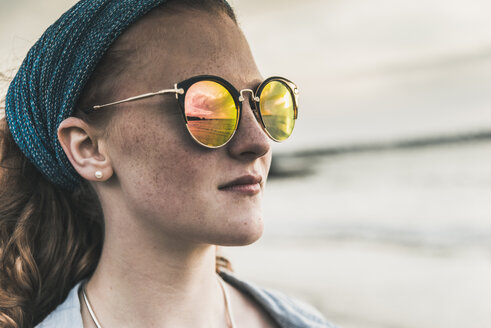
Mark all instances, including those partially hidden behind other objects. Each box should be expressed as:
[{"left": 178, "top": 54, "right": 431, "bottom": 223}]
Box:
[
  {"left": 259, "top": 81, "right": 295, "bottom": 141},
  {"left": 184, "top": 81, "right": 238, "bottom": 147}
]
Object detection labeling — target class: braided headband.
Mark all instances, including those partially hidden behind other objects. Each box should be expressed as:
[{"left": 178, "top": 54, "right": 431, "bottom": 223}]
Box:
[{"left": 5, "top": 0, "right": 168, "bottom": 191}]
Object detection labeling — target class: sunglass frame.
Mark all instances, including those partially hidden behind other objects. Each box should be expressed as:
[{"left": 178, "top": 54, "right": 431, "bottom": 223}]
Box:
[{"left": 174, "top": 75, "right": 299, "bottom": 148}]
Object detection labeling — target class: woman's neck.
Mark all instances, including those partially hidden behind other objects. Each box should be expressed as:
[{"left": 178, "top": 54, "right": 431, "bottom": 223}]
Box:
[{"left": 81, "top": 222, "right": 228, "bottom": 328}]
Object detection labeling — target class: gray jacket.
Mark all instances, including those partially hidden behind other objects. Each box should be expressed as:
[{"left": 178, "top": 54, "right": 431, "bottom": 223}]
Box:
[{"left": 36, "top": 270, "right": 337, "bottom": 328}]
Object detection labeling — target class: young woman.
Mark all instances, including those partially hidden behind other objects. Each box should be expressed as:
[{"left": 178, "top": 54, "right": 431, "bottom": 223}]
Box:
[{"left": 0, "top": 1, "right": 335, "bottom": 327}]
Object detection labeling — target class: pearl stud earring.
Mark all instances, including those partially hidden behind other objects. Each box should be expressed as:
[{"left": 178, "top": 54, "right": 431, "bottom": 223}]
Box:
[{"left": 95, "top": 171, "right": 103, "bottom": 179}]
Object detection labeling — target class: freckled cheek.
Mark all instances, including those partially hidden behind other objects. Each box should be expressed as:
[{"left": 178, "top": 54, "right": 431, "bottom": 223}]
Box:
[
  {"left": 134, "top": 152, "right": 217, "bottom": 224},
  {"left": 111, "top": 113, "right": 177, "bottom": 167},
  {"left": 109, "top": 112, "right": 220, "bottom": 209},
  {"left": 151, "top": 151, "right": 204, "bottom": 190},
  {"left": 120, "top": 134, "right": 214, "bottom": 199}
]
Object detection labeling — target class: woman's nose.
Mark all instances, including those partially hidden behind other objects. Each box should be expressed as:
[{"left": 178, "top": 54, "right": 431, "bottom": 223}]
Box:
[{"left": 226, "top": 96, "right": 271, "bottom": 161}]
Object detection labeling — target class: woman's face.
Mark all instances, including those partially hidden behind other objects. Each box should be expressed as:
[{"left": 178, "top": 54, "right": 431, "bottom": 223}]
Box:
[{"left": 100, "top": 8, "right": 272, "bottom": 247}]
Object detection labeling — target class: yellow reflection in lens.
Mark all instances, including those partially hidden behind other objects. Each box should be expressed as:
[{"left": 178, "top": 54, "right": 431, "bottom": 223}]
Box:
[
  {"left": 184, "top": 81, "right": 238, "bottom": 147},
  {"left": 259, "top": 81, "right": 295, "bottom": 141}
]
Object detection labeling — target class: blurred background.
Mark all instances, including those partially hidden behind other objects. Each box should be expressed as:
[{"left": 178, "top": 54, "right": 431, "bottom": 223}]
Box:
[{"left": 1, "top": 1, "right": 491, "bottom": 327}]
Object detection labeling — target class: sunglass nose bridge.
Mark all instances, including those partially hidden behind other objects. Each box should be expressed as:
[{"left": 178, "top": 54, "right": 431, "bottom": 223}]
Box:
[{"left": 239, "top": 89, "right": 260, "bottom": 102}]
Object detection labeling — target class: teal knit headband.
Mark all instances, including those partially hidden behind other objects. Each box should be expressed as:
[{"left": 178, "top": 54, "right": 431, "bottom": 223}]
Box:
[{"left": 5, "top": 0, "right": 167, "bottom": 191}]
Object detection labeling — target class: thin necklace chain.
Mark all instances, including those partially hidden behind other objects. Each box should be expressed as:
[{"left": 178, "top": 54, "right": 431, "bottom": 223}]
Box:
[
  {"left": 82, "top": 273, "right": 236, "bottom": 328},
  {"left": 217, "top": 273, "right": 237, "bottom": 328}
]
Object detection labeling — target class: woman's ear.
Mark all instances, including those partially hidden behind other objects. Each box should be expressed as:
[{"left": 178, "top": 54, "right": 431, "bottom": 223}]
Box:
[{"left": 57, "top": 117, "right": 113, "bottom": 182}]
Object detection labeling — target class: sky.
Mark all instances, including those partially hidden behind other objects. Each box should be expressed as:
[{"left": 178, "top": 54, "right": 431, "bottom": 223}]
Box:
[{"left": 2, "top": 0, "right": 491, "bottom": 152}]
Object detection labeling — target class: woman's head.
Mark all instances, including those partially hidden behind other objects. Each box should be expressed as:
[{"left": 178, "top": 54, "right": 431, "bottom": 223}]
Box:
[
  {"left": 60, "top": 1, "right": 272, "bottom": 247},
  {"left": 1, "top": 1, "right": 283, "bottom": 326}
]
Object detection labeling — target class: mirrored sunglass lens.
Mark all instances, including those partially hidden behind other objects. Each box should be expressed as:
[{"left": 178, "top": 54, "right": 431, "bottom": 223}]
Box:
[
  {"left": 184, "top": 81, "right": 238, "bottom": 147},
  {"left": 259, "top": 81, "right": 295, "bottom": 141}
]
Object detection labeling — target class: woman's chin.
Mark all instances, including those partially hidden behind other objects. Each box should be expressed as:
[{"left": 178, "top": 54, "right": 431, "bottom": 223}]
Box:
[{"left": 217, "top": 216, "right": 265, "bottom": 246}]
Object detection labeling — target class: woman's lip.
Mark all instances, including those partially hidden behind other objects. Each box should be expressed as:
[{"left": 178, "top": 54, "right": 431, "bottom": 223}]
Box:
[
  {"left": 218, "top": 174, "right": 263, "bottom": 189},
  {"left": 218, "top": 174, "right": 263, "bottom": 195},
  {"left": 219, "top": 183, "right": 261, "bottom": 195}
]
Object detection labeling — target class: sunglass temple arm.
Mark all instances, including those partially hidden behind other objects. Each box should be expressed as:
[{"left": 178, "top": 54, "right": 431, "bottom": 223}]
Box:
[{"left": 92, "top": 85, "right": 185, "bottom": 110}]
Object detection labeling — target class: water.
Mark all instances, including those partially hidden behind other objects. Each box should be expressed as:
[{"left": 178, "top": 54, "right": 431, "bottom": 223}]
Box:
[
  {"left": 264, "top": 139, "right": 491, "bottom": 248},
  {"left": 224, "top": 139, "right": 491, "bottom": 328}
]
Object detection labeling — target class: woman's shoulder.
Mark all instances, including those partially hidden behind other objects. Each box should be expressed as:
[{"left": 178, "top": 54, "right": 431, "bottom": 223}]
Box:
[
  {"left": 218, "top": 270, "right": 338, "bottom": 328},
  {"left": 36, "top": 272, "right": 338, "bottom": 328},
  {"left": 35, "top": 281, "right": 84, "bottom": 328}
]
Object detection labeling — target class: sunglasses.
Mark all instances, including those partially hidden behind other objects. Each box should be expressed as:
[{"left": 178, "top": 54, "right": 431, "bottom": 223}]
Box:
[{"left": 90, "top": 75, "right": 299, "bottom": 148}]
